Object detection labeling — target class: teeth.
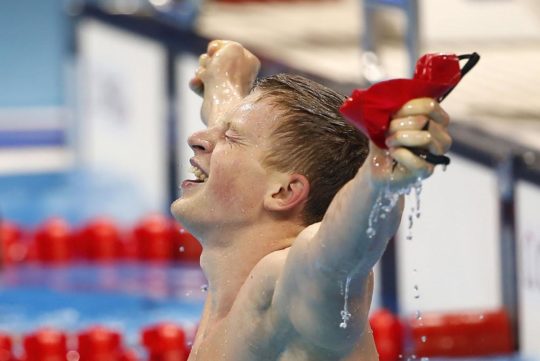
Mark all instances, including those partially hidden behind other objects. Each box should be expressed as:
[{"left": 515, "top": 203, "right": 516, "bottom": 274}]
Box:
[{"left": 190, "top": 166, "right": 208, "bottom": 182}]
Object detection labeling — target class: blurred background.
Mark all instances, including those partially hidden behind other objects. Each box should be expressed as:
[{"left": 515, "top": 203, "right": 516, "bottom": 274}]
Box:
[{"left": 0, "top": 0, "right": 539, "bottom": 360}]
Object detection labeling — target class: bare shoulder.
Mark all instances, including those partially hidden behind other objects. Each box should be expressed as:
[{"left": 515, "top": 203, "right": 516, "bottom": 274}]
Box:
[
  {"left": 237, "top": 246, "right": 290, "bottom": 314},
  {"left": 244, "top": 222, "right": 321, "bottom": 304}
]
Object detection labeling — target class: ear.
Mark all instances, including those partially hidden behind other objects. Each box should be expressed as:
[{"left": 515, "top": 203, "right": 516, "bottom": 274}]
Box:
[{"left": 264, "top": 173, "right": 310, "bottom": 213}]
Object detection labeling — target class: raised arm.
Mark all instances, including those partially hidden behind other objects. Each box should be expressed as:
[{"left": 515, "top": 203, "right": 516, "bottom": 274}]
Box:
[
  {"left": 189, "top": 40, "right": 260, "bottom": 126},
  {"left": 272, "top": 99, "right": 451, "bottom": 354}
]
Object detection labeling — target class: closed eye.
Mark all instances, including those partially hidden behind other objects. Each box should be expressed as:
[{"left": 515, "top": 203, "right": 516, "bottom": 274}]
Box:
[{"left": 224, "top": 133, "right": 245, "bottom": 146}]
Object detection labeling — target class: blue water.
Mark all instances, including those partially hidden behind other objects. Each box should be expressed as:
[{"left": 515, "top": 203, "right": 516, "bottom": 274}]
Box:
[
  {"left": 0, "top": 169, "right": 154, "bottom": 227},
  {"left": 0, "top": 263, "right": 206, "bottom": 350}
]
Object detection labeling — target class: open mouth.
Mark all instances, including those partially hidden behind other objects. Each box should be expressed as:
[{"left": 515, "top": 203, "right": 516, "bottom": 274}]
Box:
[{"left": 190, "top": 165, "right": 208, "bottom": 183}]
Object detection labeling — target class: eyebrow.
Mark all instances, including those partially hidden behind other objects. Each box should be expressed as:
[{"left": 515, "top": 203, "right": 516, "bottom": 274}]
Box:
[{"left": 223, "top": 119, "right": 241, "bottom": 133}]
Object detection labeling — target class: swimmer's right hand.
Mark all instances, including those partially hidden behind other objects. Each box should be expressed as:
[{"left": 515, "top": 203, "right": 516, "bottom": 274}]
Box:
[{"left": 190, "top": 40, "right": 260, "bottom": 99}]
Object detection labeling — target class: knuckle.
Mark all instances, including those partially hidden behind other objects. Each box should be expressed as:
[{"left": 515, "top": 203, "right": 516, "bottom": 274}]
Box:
[
  {"left": 415, "top": 114, "right": 429, "bottom": 124},
  {"left": 423, "top": 98, "right": 436, "bottom": 113}
]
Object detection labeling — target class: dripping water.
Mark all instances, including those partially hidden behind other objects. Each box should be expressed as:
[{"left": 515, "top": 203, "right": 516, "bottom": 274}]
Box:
[{"left": 339, "top": 275, "right": 353, "bottom": 328}]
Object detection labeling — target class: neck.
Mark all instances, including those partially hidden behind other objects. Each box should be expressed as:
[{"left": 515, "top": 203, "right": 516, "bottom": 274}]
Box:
[{"left": 198, "top": 220, "right": 302, "bottom": 320}]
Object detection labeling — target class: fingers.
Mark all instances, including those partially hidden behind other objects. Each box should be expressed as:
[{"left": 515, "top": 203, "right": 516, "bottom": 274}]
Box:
[
  {"left": 199, "top": 53, "right": 209, "bottom": 67},
  {"left": 189, "top": 77, "right": 204, "bottom": 96},
  {"left": 207, "top": 40, "right": 222, "bottom": 56},
  {"left": 388, "top": 99, "right": 452, "bottom": 156},
  {"left": 388, "top": 115, "right": 428, "bottom": 133},
  {"left": 386, "top": 131, "right": 432, "bottom": 149},
  {"left": 386, "top": 122, "right": 451, "bottom": 155},
  {"left": 394, "top": 98, "right": 449, "bottom": 127},
  {"left": 191, "top": 40, "right": 258, "bottom": 97},
  {"left": 190, "top": 41, "right": 228, "bottom": 96},
  {"left": 390, "top": 148, "right": 434, "bottom": 179}
]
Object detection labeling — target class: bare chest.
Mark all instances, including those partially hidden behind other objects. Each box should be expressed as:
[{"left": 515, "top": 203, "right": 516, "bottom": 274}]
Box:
[{"left": 188, "top": 312, "right": 376, "bottom": 361}]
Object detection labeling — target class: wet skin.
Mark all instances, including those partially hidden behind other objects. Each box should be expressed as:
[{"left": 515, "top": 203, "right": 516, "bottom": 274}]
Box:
[
  {"left": 172, "top": 95, "right": 379, "bottom": 361},
  {"left": 171, "top": 40, "right": 451, "bottom": 361}
]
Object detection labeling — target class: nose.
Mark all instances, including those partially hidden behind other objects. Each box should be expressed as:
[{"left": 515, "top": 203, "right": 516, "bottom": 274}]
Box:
[{"left": 188, "top": 130, "right": 214, "bottom": 153}]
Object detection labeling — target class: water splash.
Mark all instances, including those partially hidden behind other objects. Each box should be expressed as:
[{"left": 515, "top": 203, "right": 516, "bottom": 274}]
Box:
[
  {"left": 406, "top": 178, "right": 423, "bottom": 240},
  {"left": 339, "top": 276, "right": 353, "bottom": 328},
  {"left": 366, "top": 181, "right": 401, "bottom": 238},
  {"left": 367, "top": 177, "right": 424, "bottom": 240},
  {"left": 200, "top": 284, "right": 208, "bottom": 292},
  {"left": 366, "top": 191, "right": 383, "bottom": 238},
  {"left": 413, "top": 284, "right": 420, "bottom": 299}
]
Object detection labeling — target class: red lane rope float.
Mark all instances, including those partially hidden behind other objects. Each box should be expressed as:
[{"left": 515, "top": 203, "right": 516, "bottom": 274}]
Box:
[
  {"left": 0, "top": 333, "right": 15, "bottom": 361},
  {"left": 370, "top": 308, "right": 404, "bottom": 361},
  {"left": 23, "top": 328, "right": 68, "bottom": 361},
  {"left": 409, "top": 308, "right": 513, "bottom": 358},
  {"left": 76, "top": 218, "right": 123, "bottom": 262},
  {"left": 142, "top": 323, "right": 189, "bottom": 361},
  {"left": 33, "top": 218, "right": 74, "bottom": 264},
  {"left": 78, "top": 326, "right": 123, "bottom": 361}
]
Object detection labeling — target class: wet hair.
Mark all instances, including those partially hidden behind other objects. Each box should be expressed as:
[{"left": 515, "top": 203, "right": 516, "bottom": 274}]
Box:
[{"left": 252, "top": 74, "right": 370, "bottom": 225}]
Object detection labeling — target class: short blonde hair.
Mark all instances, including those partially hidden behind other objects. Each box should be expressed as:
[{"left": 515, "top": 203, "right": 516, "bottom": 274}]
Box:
[{"left": 253, "top": 74, "right": 370, "bottom": 225}]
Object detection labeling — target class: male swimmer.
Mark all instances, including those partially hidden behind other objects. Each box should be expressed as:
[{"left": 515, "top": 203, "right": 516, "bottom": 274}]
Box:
[{"left": 171, "top": 40, "right": 452, "bottom": 361}]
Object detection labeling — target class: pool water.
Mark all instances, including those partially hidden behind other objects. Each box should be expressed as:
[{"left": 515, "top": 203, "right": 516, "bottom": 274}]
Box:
[{"left": 0, "top": 263, "right": 206, "bottom": 352}]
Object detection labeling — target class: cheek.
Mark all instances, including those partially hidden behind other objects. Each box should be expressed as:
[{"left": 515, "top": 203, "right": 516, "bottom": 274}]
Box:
[{"left": 208, "top": 155, "right": 265, "bottom": 208}]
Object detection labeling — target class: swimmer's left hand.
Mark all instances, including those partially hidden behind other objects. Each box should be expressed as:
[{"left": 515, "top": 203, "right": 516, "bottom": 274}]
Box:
[{"left": 367, "top": 98, "right": 451, "bottom": 189}]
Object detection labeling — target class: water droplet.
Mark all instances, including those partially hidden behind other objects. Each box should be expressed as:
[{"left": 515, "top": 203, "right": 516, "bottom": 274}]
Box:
[
  {"left": 414, "top": 285, "right": 419, "bottom": 290},
  {"left": 366, "top": 190, "right": 384, "bottom": 238},
  {"left": 179, "top": 246, "right": 185, "bottom": 253},
  {"left": 479, "top": 314, "right": 484, "bottom": 320},
  {"left": 339, "top": 276, "right": 353, "bottom": 328},
  {"left": 414, "top": 294, "right": 420, "bottom": 299},
  {"left": 200, "top": 284, "right": 208, "bottom": 292},
  {"left": 442, "top": 165, "right": 448, "bottom": 172},
  {"left": 415, "top": 310, "right": 422, "bottom": 320},
  {"left": 420, "top": 357, "right": 429, "bottom": 361},
  {"left": 421, "top": 336, "right": 427, "bottom": 343}
]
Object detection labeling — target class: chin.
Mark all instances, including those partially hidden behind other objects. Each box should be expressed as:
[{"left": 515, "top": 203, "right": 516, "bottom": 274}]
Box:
[
  {"left": 170, "top": 198, "right": 188, "bottom": 223},
  {"left": 170, "top": 198, "right": 205, "bottom": 239}
]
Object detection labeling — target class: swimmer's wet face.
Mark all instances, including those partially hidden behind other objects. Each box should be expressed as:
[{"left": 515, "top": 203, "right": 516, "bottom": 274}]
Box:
[
  {"left": 170, "top": 92, "right": 287, "bottom": 240},
  {"left": 171, "top": 74, "right": 371, "bottom": 239}
]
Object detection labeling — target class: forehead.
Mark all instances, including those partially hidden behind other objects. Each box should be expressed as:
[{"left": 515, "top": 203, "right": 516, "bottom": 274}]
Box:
[{"left": 225, "top": 93, "right": 279, "bottom": 138}]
